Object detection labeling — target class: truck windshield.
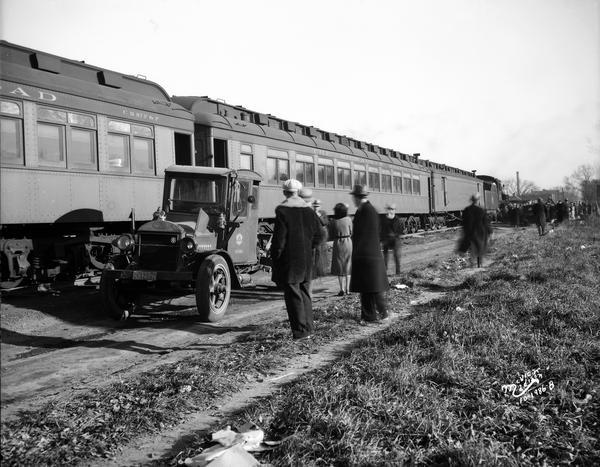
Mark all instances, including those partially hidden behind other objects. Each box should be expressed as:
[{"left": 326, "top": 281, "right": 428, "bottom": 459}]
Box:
[{"left": 168, "top": 177, "right": 227, "bottom": 213}]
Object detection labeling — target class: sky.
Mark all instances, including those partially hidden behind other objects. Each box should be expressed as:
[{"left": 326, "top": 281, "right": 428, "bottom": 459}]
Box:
[{"left": 1, "top": 0, "right": 599, "bottom": 189}]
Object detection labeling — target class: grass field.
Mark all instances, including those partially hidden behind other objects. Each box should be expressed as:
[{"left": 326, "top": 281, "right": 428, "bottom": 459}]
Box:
[
  {"left": 1, "top": 221, "right": 598, "bottom": 466},
  {"left": 210, "top": 221, "right": 600, "bottom": 465}
]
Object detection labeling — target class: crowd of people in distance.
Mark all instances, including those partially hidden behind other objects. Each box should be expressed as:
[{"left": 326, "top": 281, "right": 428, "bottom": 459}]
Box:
[{"left": 502, "top": 198, "right": 598, "bottom": 233}]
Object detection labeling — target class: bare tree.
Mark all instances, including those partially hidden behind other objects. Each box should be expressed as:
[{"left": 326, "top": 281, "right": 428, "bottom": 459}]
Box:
[
  {"left": 563, "top": 164, "right": 596, "bottom": 200},
  {"left": 501, "top": 178, "right": 539, "bottom": 197}
]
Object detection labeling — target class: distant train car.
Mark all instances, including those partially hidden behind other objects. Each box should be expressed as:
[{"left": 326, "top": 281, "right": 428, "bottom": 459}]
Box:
[
  {"left": 0, "top": 41, "right": 195, "bottom": 286},
  {"left": 171, "top": 96, "right": 485, "bottom": 232},
  {"left": 477, "top": 175, "right": 503, "bottom": 220}
]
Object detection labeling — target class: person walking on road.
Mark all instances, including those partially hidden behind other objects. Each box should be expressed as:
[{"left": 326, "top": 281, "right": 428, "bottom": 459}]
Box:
[
  {"left": 380, "top": 203, "right": 403, "bottom": 275},
  {"left": 329, "top": 202, "right": 352, "bottom": 296},
  {"left": 532, "top": 197, "right": 547, "bottom": 236},
  {"left": 457, "top": 193, "right": 492, "bottom": 268},
  {"left": 349, "top": 185, "right": 389, "bottom": 323},
  {"left": 270, "top": 179, "right": 324, "bottom": 340}
]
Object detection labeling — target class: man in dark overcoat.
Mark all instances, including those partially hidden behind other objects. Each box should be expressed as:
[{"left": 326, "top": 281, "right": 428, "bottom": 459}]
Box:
[
  {"left": 532, "top": 198, "right": 547, "bottom": 236},
  {"left": 458, "top": 193, "right": 492, "bottom": 268},
  {"left": 270, "top": 179, "right": 324, "bottom": 340},
  {"left": 380, "top": 203, "right": 403, "bottom": 275},
  {"left": 349, "top": 185, "right": 389, "bottom": 322}
]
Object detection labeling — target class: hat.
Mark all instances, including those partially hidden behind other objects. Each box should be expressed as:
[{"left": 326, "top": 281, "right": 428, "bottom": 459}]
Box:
[
  {"left": 298, "top": 187, "right": 313, "bottom": 199},
  {"left": 282, "top": 179, "right": 302, "bottom": 193},
  {"left": 349, "top": 185, "right": 369, "bottom": 197},
  {"left": 312, "top": 199, "right": 321, "bottom": 208}
]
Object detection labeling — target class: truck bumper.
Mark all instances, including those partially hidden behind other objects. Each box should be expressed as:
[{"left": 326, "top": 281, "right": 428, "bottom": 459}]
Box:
[{"left": 103, "top": 269, "right": 194, "bottom": 282}]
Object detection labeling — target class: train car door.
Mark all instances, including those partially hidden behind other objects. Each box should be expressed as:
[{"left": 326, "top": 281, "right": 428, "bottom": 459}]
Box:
[{"left": 428, "top": 174, "right": 435, "bottom": 212}]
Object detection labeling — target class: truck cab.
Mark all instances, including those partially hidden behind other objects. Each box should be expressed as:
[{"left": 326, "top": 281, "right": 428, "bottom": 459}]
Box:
[{"left": 100, "top": 166, "right": 262, "bottom": 322}]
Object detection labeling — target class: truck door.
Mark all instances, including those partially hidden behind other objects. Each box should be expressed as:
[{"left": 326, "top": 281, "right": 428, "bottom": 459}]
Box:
[{"left": 227, "top": 179, "right": 259, "bottom": 264}]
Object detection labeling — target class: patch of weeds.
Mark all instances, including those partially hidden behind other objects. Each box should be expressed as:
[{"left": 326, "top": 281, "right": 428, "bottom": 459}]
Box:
[{"left": 177, "top": 223, "right": 600, "bottom": 466}]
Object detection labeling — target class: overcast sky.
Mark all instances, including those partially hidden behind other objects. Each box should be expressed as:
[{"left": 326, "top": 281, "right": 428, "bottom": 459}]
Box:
[{"left": 2, "top": 0, "right": 599, "bottom": 188}]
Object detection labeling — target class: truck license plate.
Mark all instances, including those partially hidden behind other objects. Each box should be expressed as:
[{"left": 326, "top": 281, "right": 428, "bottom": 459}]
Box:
[{"left": 132, "top": 270, "right": 157, "bottom": 281}]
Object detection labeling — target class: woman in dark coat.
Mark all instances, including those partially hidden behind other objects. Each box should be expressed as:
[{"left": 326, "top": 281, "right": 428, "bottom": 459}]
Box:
[
  {"left": 349, "top": 185, "right": 389, "bottom": 322},
  {"left": 458, "top": 193, "right": 492, "bottom": 268}
]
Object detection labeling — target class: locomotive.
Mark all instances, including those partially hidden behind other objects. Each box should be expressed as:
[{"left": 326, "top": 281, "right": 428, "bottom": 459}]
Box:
[{"left": 0, "top": 41, "right": 502, "bottom": 320}]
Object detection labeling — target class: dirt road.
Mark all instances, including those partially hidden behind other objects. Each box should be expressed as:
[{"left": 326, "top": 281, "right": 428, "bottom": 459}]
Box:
[{"left": 1, "top": 227, "right": 497, "bottom": 420}]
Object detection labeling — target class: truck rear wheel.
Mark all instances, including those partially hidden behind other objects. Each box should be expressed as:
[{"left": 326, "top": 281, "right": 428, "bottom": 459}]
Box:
[
  {"left": 99, "top": 273, "right": 136, "bottom": 321},
  {"left": 195, "top": 255, "right": 231, "bottom": 322}
]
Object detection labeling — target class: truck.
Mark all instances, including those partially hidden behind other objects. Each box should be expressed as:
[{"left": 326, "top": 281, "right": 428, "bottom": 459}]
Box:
[{"left": 100, "top": 165, "right": 264, "bottom": 322}]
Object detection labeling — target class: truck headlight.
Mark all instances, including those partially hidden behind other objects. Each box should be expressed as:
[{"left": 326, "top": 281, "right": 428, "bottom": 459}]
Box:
[
  {"left": 114, "top": 234, "right": 135, "bottom": 252},
  {"left": 180, "top": 237, "right": 196, "bottom": 253}
]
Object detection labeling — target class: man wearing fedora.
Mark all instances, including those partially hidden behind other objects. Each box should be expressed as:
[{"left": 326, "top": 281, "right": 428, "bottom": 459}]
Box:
[
  {"left": 270, "top": 179, "right": 324, "bottom": 340},
  {"left": 349, "top": 185, "right": 389, "bottom": 322}
]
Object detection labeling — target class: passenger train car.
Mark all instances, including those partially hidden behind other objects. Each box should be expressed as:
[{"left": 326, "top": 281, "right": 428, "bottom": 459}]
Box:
[
  {"left": 172, "top": 96, "right": 499, "bottom": 232},
  {"left": 0, "top": 41, "right": 195, "bottom": 286},
  {"left": 0, "top": 41, "right": 501, "bottom": 288}
]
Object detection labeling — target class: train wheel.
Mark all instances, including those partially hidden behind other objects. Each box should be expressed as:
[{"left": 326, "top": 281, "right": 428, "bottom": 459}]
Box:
[
  {"left": 195, "top": 255, "right": 231, "bottom": 322},
  {"left": 99, "top": 273, "right": 136, "bottom": 320}
]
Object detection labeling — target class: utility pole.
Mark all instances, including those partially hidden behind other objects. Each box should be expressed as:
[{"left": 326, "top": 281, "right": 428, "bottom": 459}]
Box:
[{"left": 516, "top": 171, "right": 521, "bottom": 197}]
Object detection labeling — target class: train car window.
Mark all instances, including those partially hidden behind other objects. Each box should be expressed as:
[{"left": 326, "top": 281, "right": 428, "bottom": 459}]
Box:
[
  {"left": 38, "top": 123, "right": 66, "bottom": 167},
  {"left": 108, "top": 121, "right": 131, "bottom": 133},
  {"left": 393, "top": 174, "right": 402, "bottom": 193},
  {"left": 1, "top": 101, "right": 24, "bottom": 165},
  {"left": 354, "top": 170, "right": 366, "bottom": 187},
  {"left": 132, "top": 138, "right": 155, "bottom": 173},
  {"left": 68, "top": 113, "right": 95, "bottom": 128},
  {"left": 38, "top": 108, "right": 67, "bottom": 124},
  {"left": 403, "top": 175, "right": 413, "bottom": 194},
  {"left": 382, "top": 174, "right": 392, "bottom": 193},
  {"left": 37, "top": 107, "right": 98, "bottom": 170},
  {"left": 69, "top": 128, "right": 97, "bottom": 169},
  {"left": 132, "top": 125, "right": 153, "bottom": 138},
  {"left": 337, "top": 166, "right": 351, "bottom": 189},
  {"left": 108, "top": 133, "right": 131, "bottom": 172},
  {"left": 240, "top": 143, "right": 253, "bottom": 170},
  {"left": 368, "top": 171, "right": 381, "bottom": 192},
  {"left": 0, "top": 118, "right": 23, "bottom": 165},
  {"left": 1, "top": 101, "right": 21, "bottom": 115},
  {"left": 412, "top": 177, "right": 421, "bottom": 195},
  {"left": 296, "top": 160, "right": 315, "bottom": 186},
  {"left": 108, "top": 120, "right": 155, "bottom": 174},
  {"left": 266, "top": 157, "right": 289, "bottom": 184}
]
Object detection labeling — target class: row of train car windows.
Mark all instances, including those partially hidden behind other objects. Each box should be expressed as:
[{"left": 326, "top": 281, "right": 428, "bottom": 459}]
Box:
[
  {"left": 263, "top": 155, "right": 422, "bottom": 195},
  {"left": 0, "top": 100, "right": 155, "bottom": 175}
]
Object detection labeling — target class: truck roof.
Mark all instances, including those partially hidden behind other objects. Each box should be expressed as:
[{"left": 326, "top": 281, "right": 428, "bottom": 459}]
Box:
[{"left": 165, "top": 165, "right": 262, "bottom": 181}]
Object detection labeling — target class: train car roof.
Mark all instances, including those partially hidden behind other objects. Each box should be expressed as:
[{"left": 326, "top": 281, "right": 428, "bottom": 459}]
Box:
[
  {"left": 172, "top": 95, "right": 477, "bottom": 178},
  {"left": 0, "top": 41, "right": 192, "bottom": 118}
]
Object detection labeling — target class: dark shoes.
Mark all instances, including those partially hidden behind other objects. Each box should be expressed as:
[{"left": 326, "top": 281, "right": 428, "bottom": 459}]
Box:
[{"left": 337, "top": 290, "right": 345, "bottom": 296}]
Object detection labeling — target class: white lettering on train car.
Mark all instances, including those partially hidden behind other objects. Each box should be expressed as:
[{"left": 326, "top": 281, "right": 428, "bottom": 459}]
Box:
[
  {"left": 2, "top": 85, "right": 57, "bottom": 102},
  {"left": 121, "top": 108, "right": 159, "bottom": 122}
]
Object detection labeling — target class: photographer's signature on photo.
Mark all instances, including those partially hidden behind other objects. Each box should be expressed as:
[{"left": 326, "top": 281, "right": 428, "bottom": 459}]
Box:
[{"left": 501, "top": 368, "right": 554, "bottom": 403}]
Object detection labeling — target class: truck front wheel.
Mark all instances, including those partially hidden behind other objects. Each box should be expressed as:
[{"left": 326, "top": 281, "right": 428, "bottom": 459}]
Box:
[
  {"left": 195, "top": 255, "right": 231, "bottom": 322},
  {"left": 99, "top": 273, "right": 136, "bottom": 321}
]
